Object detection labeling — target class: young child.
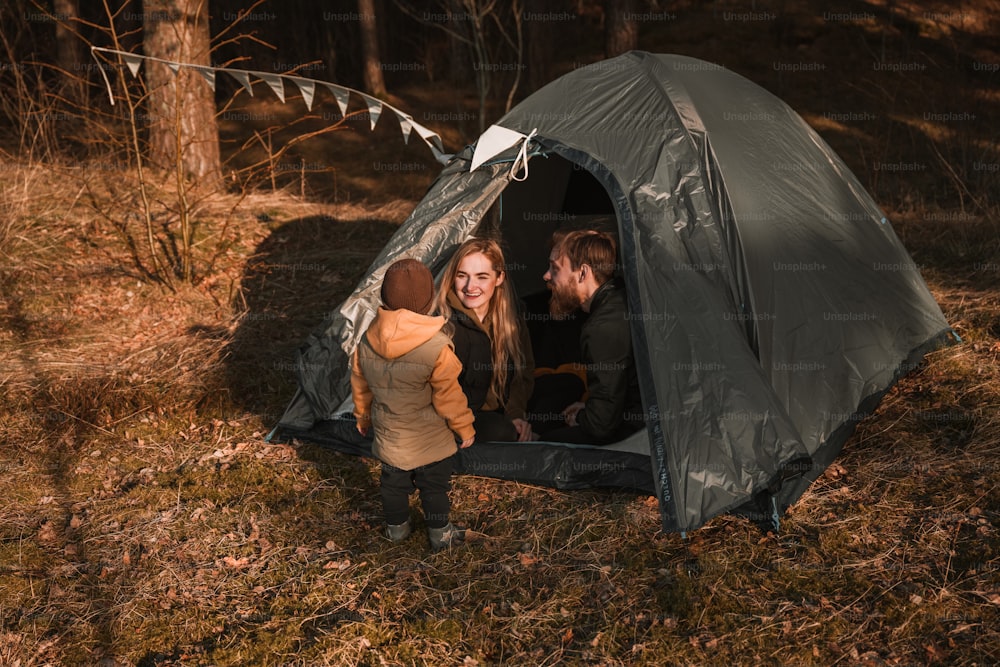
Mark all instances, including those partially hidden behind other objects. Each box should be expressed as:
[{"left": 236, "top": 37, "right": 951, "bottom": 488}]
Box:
[{"left": 350, "top": 258, "right": 475, "bottom": 550}]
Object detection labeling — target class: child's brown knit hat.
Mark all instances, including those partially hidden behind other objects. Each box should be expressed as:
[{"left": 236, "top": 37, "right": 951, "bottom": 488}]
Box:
[{"left": 380, "top": 259, "right": 434, "bottom": 314}]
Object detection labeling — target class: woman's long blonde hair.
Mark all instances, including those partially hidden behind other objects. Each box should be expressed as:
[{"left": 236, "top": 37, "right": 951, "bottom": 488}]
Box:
[{"left": 435, "top": 238, "right": 527, "bottom": 404}]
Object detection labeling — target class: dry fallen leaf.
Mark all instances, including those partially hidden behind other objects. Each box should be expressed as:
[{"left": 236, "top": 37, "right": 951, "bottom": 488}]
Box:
[
  {"left": 37, "top": 521, "right": 58, "bottom": 544},
  {"left": 323, "top": 559, "right": 351, "bottom": 571},
  {"left": 222, "top": 556, "right": 250, "bottom": 569},
  {"left": 925, "top": 643, "right": 947, "bottom": 661},
  {"left": 518, "top": 552, "right": 539, "bottom": 567},
  {"left": 824, "top": 462, "right": 847, "bottom": 479}
]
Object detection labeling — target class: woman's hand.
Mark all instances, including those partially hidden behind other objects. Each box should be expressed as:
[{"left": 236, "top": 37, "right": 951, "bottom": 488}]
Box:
[
  {"left": 459, "top": 436, "right": 475, "bottom": 449},
  {"left": 562, "top": 402, "right": 585, "bottom": 427},
  {"left": 512, "top": 418, "right": 534, "bottom": 442}
]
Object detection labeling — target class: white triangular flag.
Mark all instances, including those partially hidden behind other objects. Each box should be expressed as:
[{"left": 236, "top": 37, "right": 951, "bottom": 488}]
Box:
[
  {"left": 121, "top": 52, "right": 143, "bottom": 77},
  {"left": 323, "top": 83, "right": 350, "bottom": 117},
  {"left": 227, "top": 69, "right": 253, "bottom": 96},
  {"left": 412, "top": 122, "right": 443, "bottom": 152},
  {"left": 255, "top": 72, "right": 285, "bottom": 103},
  {"left": 287, "top": 77, "right": 316, "bottom": 111},
  {"left": 193, "top": 66, "right": 216, "bottom": 91},
  {"left": 361, "top": 95, "right": 382, "bottom": 130},
  {"left": 394, "top": 111, "right": 413, "bottom": 144},
  {"left": 470, "top": 124, "right": 527, "bottom": 171},
  {"left": 166, "top": 61, "right": 180, "bottom": 75}
]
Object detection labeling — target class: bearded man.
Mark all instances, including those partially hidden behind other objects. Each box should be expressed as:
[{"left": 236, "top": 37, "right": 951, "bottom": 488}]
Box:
[{"left": 540, "top": 230, "right": 645, "bottom": 444}]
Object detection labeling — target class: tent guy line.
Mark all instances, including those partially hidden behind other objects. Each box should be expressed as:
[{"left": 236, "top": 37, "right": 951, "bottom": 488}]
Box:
[{"left": 88, "top": 45, "right": 451, "bottom": 164}]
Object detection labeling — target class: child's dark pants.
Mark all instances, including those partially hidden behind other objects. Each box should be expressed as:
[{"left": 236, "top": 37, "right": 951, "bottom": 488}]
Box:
[{"left": 380, "top": 456, "right": 453, "bottom": 529}]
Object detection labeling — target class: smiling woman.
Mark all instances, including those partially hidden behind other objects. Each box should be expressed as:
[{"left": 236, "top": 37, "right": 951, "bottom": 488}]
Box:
[
  {"left": 454, "top": 250, "right": 501, "bottom": 321},
  {"left": 434, "top": 238, "right": 535, "bottom": 443}
]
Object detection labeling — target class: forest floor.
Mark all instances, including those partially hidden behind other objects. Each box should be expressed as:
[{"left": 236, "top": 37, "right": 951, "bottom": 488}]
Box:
[{"left": 2, "top": 0, "right": 999, "bottom": 664}]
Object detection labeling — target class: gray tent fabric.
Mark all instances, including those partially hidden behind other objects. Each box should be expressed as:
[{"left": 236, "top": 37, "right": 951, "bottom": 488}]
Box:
[{"left": 273, "top": 51, "right": 954, "bottom": 533}]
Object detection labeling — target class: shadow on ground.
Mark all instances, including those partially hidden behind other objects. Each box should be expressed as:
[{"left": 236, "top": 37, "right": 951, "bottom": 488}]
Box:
[{"left": 221, "top": 214, "right": 398, "bottom": 424}]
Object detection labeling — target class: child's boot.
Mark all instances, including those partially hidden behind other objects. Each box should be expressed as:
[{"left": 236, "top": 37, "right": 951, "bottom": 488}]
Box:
[
  {"left": 427, "top": 522, "right": 465, "bottom": 551},
  {"left": 384, "top": 519, "right": 412, "bottom": 542}
]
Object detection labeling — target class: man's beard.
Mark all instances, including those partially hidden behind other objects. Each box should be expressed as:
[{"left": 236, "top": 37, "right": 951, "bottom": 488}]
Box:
[{"left": 548, "top": 280, "right": 581, "bottom": 319}]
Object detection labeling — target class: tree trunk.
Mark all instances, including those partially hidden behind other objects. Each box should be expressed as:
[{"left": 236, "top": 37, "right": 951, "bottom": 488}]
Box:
[
  {"left": 143, "top": 0, "right": 221, "bottom": 183},
  {"left": 525, "top": 0, "right": 554, "bottom": 93},
  {"left": 52, "top": 0, "right": 83, "bottom": 78},
  {"left": 53, "top": 0, "right": 87, "bottom": 105},
  {"left": 321, "top": 16, "right": 338, "bottom": 82},
  {"left": 357, "top": 0, "right": 387, "bottom": 97},
  {"left": 604, "top": 0, "right": 637, "bottom": 58}
]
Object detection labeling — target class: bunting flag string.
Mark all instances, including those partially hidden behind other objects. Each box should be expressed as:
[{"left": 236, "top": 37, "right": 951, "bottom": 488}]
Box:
[{"left": 90, "top": 46, "right": 450, "bottom": 164}]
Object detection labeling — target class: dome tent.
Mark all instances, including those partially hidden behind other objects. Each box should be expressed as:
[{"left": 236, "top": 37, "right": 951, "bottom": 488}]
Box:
[{"left": 272, "top": 51, "right": 954, "bottom": 534}]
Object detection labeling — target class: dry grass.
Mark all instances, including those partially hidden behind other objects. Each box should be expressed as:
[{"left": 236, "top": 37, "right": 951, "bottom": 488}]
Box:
[
  {"left": 2, "top": 1, "right": 999, "bottom": 664},
  {"left": 2, "top": 171, "right": 997, "bottom": 667}
]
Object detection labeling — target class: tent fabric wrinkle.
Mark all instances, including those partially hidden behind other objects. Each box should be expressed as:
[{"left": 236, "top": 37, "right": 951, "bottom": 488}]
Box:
[{"left": 274, "top": 51, "right": 954, "bottom": 534}]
